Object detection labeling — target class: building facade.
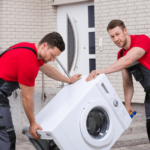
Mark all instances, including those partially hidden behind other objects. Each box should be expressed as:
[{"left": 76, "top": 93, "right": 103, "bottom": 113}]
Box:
[{"left": 0, "top": 0, "right": 149, "bottom": 139}]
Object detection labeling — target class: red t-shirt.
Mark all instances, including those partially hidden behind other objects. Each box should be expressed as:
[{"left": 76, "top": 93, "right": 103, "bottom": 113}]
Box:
[
  {"left": 117, "top": 34, "right": 150, "bottom": 70},
  {"left": 0, "top": 42, "right": 44, "bottom": 86}
]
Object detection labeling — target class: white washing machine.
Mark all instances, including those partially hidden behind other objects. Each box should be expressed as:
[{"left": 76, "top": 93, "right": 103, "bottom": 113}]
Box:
[{"left": 23, "top": 74, "right": 132, "bottom": 150}]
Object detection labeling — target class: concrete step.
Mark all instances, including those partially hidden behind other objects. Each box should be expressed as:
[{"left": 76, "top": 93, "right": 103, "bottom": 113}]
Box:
[
  {"left": 16, "top": 139, "right": 150, "bottom": 150},
  {"left": 112, "top": 133, "right": 149, "bottom": 148},
  {"left": 111, "top": 143, "right": 150, "bottom": 150},
  {"left": 123, "top": 121, "right": 146, "bottom": 135},
  {"left": 132, "top": 113, "right": 146, "bottom": 123}
]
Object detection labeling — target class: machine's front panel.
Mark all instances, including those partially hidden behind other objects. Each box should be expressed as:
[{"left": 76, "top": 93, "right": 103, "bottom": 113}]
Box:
[
  {"left": 95, "top": 74, "right": 132, "bottom": 130},
  {"left": 80, "top": 100, "right": 115, "bottom": 147}
]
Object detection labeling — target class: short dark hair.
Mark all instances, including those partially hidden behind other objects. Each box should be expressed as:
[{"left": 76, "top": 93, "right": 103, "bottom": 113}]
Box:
[
  {"left": 107, "top": 20, "right": 126, "bottom": 31},
  {"left": 39, "top": 32, "right": 65, "bottom": 52}
]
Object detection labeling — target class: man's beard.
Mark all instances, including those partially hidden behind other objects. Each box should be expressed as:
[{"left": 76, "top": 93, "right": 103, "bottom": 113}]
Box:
[
  {"left": 40, "top": 56, "right": 47, "bottom": 63},
  {"left": 42, "top": 59, "right": 47, "bottom": 63},
  {"left": 121, "top": 40, "right": 127, "bottom": 48},
  {"left": 117, "top": 39, "right": 127, "bottom": 48}
]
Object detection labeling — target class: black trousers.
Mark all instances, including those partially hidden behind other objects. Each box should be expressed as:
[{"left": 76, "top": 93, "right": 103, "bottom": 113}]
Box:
[
  {"left": 0, "top": 104, "right": 16, "bottom": 150},
  {"left": 145, "top": 93, "right": 150, "bottom": 142},
  {"left": 0, "top": 79, "right": 19, "bottom": 150}
]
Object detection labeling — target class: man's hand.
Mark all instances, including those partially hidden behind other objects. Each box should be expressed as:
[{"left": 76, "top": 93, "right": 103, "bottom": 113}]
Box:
[
  {"left": 86, "top": 70, "right": 101, "bottom": 82},
  {"left": 29, "top": 123, "right": 43, "bottom": 140},
  {"left": 125, "top": 104, "right": 134, "bottom": 114},
  {"left": 69, "top": 74, "right": 82, "bottom": 84}
]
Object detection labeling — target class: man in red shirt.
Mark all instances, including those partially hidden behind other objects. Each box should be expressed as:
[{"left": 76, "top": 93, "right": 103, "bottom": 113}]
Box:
[
  {"left": 86, "top": 20, "right": 150, "bottom": 142},
  {"left": 0, "top": 32, "right": 81, "bottom": 150}
]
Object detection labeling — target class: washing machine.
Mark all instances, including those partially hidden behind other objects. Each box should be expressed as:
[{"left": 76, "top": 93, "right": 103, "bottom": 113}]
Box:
[{"left": 23, "top": 74, "right": 132, "bottom": 150}]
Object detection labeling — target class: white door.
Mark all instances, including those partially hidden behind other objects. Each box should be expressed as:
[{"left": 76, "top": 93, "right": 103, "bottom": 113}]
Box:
[{"left": 57, "top": 2, "right": 96, "bottom": 76}]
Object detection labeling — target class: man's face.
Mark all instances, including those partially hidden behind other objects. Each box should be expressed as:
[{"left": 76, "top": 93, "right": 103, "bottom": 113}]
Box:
[
  {"left": 108, "top": 26, "right": 128, "bottom": 48},
  {"left": 40, "top": 43, "right": 61, "bottom": 63}
]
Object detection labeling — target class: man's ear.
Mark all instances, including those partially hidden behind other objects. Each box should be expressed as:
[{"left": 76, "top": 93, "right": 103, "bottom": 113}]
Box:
[
  {"left": 41, "top": 43, "right": 48, "bottom": 50},
  {"left": 43, "top": 43, "right": 48, "bottom": 47},
  {"left": 123, "top": 28, "right": 128, "bottom": 35}
]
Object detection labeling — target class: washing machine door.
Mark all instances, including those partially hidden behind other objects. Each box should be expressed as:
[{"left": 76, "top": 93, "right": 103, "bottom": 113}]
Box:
[{"left": 80, "top": 100, "right": 115, "bottom": 147}]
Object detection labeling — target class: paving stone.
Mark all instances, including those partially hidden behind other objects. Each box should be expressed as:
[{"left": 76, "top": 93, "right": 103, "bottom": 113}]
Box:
[
  {"left": 123, "top": 121, "right": 146, "bottom": 135},
  {"left": 16, "top": 139, "right": 35, "bottom": 150},
  {"left": 112, "top": 133, "right": 149, "bottom": 148},
  {"left": 16, "top": 139, "right": 150, "bottom": 150},
  {"left": 111, "top": 143, "right": 150, "bottom": 150},
  {"left": 131, "top": 122, "right": 147, "bottom": 134},
  {"left": 132, "top": 113, "right": 146, "bottom": 123}
]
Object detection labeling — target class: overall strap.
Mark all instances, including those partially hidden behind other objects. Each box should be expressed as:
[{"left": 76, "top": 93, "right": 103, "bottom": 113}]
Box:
[
  {"left": 120, "top": 49, "right": 123, "bottom": 58},
  {"left": 0, "top": 46, "right": 37, "bottom": 57}
]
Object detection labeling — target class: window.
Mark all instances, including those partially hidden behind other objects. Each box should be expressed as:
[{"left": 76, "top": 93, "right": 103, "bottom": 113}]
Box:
[
  {"left": 68, "top": 18, "right": 75, "bottom": 73},
  {"left": 88, "top": 6, "right": 95, "bottom": 28},
  {"left": 89, "top": 59, "right": 96, "bottom": 73},
  {"left": 88, "top": 5, "right": 95, "bottom": 73},
  {"left": 89, "top": 32, "right": 95, "bottom": 54}
]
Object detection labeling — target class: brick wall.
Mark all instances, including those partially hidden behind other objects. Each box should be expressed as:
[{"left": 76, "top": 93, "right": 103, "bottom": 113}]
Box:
[
  {"left": 0, "top": 0, "right": 148, "bottom": 102},
  {"left": 0, "top": 0, "right": 42, "bottom": 50},
  {"left": 36, "top": 0, "right": 59, "bottom": 87},
  {"left": 94, "top": 0, "right": 150, "bottom": 103},
  {"left": 0, "top": 0, "right": 58, "bottom": 87}
]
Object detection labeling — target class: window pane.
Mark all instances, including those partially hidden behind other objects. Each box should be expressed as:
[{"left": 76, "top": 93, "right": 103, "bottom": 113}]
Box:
[
  {"left": 88, "top": 5, "right": 95, "bottom": 28},
  {"left": 68, "top": 18, "right": 75, "bottom": 72},
  {"left": 89, "top": 59, "right": 96, "bottom": 73},
  {"left": 89, "top": 32, "right": 95, "bottom": 54}
]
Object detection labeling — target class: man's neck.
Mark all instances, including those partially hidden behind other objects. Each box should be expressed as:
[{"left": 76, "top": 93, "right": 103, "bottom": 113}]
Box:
[
  {"left": 35, "top": 43, "right": 40, "bottom": 59},
  {"left": 123, "top": 34, "right": 131, "bottom": 50}
]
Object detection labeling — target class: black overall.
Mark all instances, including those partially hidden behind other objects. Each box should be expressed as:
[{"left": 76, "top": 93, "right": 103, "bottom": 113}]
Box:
[
  {"left": 120, "top": 50, "right": 150, "bottom": 142},
  {"left": 0, "top": 47, "right": 36, "bottom": 150}
]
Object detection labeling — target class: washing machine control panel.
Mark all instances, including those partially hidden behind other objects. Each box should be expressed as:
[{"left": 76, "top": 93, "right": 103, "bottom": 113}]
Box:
[
  {"left": 109, "top": 94, "right": 130, "bottom": 130},
  {"left": 110, "top": 95, "right": 120, "bottom": 111},
  {"left": 113, "top": 95, "right": 120, "bottom": 108},
  {"left": 113, "top": 99, "right": 119, "bottom": 107},
  {"left": 96, "top": 74, "right": 132, "bottom": 130}
]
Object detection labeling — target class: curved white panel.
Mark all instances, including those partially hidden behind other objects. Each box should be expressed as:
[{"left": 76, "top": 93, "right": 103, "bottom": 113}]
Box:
[
  {"left": 67, "top": 14, "right": 79, "bottom": 73},
  {"left": 72, "top": 17, "right": 79, "bottom": 71}
]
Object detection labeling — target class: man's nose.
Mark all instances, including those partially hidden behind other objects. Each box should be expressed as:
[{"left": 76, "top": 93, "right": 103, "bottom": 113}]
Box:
[{"left": 114, "top": 36, "right": 118, "bottom": 42}]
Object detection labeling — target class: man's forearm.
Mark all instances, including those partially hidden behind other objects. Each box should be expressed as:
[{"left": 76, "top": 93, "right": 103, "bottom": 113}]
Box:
[
  {"left": 123, "top": 82, "right": 134, "bottom": 106},
  {"left": 101, "top": 56, "right": 133, "bottom": 74},
  {"left": 48, "top": 66, "right": 70, "bottom": 83},
  {"left": 101, "top": 47, "right": 145, "bottom": 74},
  {"left": 40, "top": 64, "right": 70, "bottom": 83},
  {"left": 22, "top": 97, "right": 36, "bottom": 125}
]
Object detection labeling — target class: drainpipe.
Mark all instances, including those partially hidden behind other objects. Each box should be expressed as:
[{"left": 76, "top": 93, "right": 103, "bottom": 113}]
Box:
[
  {"left": 42, "top": 72, "right": 47, "bottom": 101},
  {"left": 55, "top": 57, "right": 71, "bottom": 78}
]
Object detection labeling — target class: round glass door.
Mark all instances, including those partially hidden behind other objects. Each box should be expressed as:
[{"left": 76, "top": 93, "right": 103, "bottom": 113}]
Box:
[
  {"left": 80, "top": 100, "right": 114, "bottom": 147},
  {"left": 86, "top": 107, "right": 109, "bottom": 139}
]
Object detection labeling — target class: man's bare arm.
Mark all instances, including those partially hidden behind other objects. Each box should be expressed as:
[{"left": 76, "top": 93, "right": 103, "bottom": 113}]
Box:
[
  {"left": 19, "top": 84, "right": 42, "bottom": 140},
  {"left": 86, "top": 47, "right": 146, "bottom": 81},
  {"left": 102, "top": 47, "right": 145, "bottom": 74},
  {"left": 122, "top": 69, "right": 134, "bottom": 113},
  {"left": 40, "top": 64, "right": 81, "bottom": 84}
]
